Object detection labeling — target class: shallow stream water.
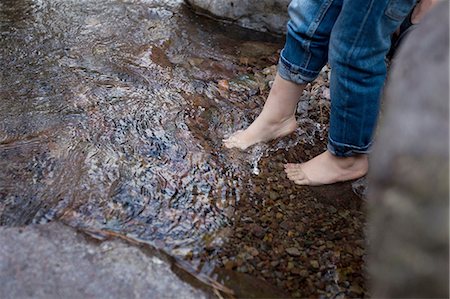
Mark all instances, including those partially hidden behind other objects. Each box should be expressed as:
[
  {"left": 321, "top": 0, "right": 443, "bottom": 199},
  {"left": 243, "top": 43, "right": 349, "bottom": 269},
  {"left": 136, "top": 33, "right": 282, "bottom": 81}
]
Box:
[{"left": 1, "top": 1, "right": 367, "bottom": 297}]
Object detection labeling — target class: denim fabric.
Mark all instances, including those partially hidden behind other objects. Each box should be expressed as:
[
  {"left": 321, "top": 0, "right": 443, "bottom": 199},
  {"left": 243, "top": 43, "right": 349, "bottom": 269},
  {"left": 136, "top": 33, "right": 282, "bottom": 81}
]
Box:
[{"left": 279, "top": 0, "right": 416, "bottom": 157}]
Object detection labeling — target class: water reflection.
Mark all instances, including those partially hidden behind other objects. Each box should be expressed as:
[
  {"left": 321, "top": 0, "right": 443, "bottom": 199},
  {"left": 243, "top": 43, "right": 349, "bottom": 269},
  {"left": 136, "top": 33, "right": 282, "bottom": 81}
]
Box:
[{"left": 2, "top": 0, "right": 275, "bottom": 250}]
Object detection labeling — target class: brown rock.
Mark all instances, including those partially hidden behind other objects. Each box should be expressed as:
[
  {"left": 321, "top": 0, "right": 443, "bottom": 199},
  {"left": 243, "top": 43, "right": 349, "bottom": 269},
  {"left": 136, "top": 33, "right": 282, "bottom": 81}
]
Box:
[
  {"left": 247, "top": 247, "right": 259, "bottom": 257},
  {"left": 250, "top": 224, "right": 265, "bottom": 239},
  {"left": 224, "top": 260, "right": 235, "bottom": 270},
  {"left": 280, "top": 220, "right": 294, "bottom": 230},
  {"left": 218, "top": 79, "right": 229, "bottom": 90}
]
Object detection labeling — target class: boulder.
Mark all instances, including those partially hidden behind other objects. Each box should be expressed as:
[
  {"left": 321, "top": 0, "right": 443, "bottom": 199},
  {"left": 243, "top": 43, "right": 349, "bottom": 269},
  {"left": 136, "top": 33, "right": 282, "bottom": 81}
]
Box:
[
  {"left": 368, "top": 2, "right": 449, "bottom": 298},
  {"left": 0, "top": 222, "right": 209, "bottom": 299},
  {"left": 185, "top": 0, "right": 290, "bottom": 34}
]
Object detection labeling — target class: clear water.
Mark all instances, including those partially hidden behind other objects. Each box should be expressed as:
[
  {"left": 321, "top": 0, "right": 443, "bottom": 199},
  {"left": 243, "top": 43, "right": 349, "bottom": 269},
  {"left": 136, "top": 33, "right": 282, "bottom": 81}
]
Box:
[{"left": 0, "top": 0, "right": 350, "bottom": 296}]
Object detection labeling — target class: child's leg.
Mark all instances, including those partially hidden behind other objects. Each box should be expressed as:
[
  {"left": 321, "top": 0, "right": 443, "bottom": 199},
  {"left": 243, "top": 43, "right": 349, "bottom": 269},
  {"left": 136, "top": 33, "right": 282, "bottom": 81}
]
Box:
[
  {"left": 224, "top": 0, "right": 342, "bottom": 149},
  {"left": 285, "top": 0, "right": 416, "bottom": 185}
]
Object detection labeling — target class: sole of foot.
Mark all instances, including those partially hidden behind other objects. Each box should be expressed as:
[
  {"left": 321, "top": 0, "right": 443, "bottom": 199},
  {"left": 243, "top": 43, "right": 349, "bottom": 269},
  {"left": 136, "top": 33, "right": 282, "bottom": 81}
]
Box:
[{"left": 284, "top": 151, "right": 368, "bottom": 186}]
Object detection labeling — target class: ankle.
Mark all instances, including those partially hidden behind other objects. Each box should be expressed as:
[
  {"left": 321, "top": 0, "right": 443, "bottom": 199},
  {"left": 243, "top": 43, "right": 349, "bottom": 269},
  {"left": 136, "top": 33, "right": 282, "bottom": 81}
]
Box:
[
  {"left": 330, "top": 152, "right": 368, "bottom": 169},
  {"left": 259, "top": 112, "right": 296, "bottom": 125}
]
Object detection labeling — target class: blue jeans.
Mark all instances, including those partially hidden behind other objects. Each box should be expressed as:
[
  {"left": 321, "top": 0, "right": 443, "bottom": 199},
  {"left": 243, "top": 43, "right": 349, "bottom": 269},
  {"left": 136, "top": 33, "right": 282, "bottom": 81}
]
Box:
[{"left": 278, "top": 0, "right": 416, "bottom": 157}]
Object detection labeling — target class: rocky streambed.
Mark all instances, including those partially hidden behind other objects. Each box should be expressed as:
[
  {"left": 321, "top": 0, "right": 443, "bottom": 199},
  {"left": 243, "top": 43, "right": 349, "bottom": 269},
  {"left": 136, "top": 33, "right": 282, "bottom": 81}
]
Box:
[{"left": 0, "top": 0, "right": 368, "bottom": 297}]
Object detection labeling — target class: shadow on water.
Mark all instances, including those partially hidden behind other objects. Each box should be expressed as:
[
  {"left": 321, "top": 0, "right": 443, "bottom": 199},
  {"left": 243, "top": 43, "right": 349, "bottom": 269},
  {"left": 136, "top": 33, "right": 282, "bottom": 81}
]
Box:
[{"left": 0, "top": 0, "right": 366, "bottom": 297}]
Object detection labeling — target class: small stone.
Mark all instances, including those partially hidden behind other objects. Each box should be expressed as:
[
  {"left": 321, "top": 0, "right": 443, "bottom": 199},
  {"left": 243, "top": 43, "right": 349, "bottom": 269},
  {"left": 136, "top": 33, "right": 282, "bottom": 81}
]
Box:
[
  {"left": 287, "top": 261, "right": 295, "bottom": 270},
  {"left": 236, "top": 258, "right": 244, "bottom": 266},
  {"left": 269, "top": 191, "right": 279, "bottom": 200},
  {"left": 274, "top": 271, "right": 284, "bottom": 279},
  {"left": 250, "top": 224, "right": 265, "bottom": 239},
  {"left": 310, "top": 260, "right": 319, "bottom": 269},
  {"left": 280, "top": 220, "right": 294, "bottom": 230},
  {"left": 172, "top": 247, "right": 192, "bottom": 257},
  {"left": 296, "top": 224, "right": 305, "bottom": 232},
  {"left": 247, "top": 247, "right": 259, "bottom": 256},
  {"left": 276, "top": 212, "right": 284, "bottom": 220},
  {"left": 338, "top": 210, "right": 350, "bottom": 218},
  {"left": 217, "top": 79, "right": 229, "bottom": 90},
  {"left": 276, "top": 244, "right": 285, "bottom": 254},
  {"left": 326, "top": 206, "right": 337, "bottom": 213},
  {"left": 354, "top": 246, "right": 365, "bottom": 256},
  {"left": 285, "top": 247, "right": 301, "bottom": 256},
  {"left": 224, "top": 260, "right": 235, "bottom": 270},
  {"left": 239, "top": 57, "right": 250, "bottom": 65},
  {"left": 262, "top": 66, "right": 275, "bottom": 75},
  {"left": 299, "top": 269, "right": 309, "bottom": 277},
  {"left": 263, "top": 233, "right": 273, "bottom": 243},
  {"left": 290, "top": 267, "right": 303, "bottom": 275}
]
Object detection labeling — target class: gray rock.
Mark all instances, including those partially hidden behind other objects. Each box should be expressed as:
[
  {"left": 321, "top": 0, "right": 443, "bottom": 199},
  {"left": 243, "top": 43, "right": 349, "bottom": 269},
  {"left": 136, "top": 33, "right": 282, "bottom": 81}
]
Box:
[
  {"left": 185, "top": 0, "right": 290, "bottom": 34},
  {"left": 285, "top": 247, "right": 301, "bottom": 257},
  {"left": 368, "top": 2, "right": 449, "bottom": 298},
  {"left": 0, "top": 222, "right": 209, "bottom": 299}
]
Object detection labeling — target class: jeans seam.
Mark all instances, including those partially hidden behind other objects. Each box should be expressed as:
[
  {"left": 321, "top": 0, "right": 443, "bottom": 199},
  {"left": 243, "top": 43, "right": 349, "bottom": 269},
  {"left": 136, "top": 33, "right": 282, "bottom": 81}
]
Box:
[
  {"left": 337, "top": 0, "right": 374, "bottom": 147},
  {"left": 359, "top": 95, "right": 368, "bottom": 146},
  {"left": 346, "top": 0, "right": 376, "bottom": 60},
  {"left": 306, "top": 0, "right": 334, "bottom": 37},
  {"left": 302, "top": 0, "right": 334, "bottom": 69}
]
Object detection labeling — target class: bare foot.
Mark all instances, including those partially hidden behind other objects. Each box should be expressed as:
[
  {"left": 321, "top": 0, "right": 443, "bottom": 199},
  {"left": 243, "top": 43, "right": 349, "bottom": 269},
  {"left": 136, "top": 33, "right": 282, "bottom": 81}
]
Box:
[
  {"left": 284, "top": 151, "right": 368, "bottom": 186},
  {"left": 223, "top": 116, "right": 297, "bottom": 150},
  {"left": 223, "top": 73, "right": 305, "bottom": 150}
]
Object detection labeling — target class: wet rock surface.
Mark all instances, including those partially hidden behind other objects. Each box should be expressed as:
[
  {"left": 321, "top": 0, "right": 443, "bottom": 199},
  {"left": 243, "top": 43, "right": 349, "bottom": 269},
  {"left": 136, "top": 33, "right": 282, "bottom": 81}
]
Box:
[
  {"left": 0, "top": 0, "right": 367, "bottom": 297},
  {"left": 0, "top": 222, "right": 209, "bottom": 299},
  {"left": 185, "top": 0, "right": 290, "bottom": 34},
  {"left": 369, "top": 3, "right": 449, "bottom": 298}
]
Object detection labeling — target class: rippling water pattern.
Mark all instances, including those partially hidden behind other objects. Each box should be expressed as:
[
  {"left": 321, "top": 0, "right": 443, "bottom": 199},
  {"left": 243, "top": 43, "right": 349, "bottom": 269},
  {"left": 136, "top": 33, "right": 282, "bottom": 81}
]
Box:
[{"left": 1, "top": 0, "right": 366, "bottom": 297}]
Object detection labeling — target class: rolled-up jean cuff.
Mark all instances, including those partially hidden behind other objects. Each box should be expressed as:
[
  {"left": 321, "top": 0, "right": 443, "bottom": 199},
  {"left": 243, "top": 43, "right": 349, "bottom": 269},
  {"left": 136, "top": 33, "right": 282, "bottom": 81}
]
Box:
[
  {"left": 327, "top": 137, "right": 373, "bottom": 157},
  {"left": 277, "top": 50, "right": 319, "bottom": 85}
]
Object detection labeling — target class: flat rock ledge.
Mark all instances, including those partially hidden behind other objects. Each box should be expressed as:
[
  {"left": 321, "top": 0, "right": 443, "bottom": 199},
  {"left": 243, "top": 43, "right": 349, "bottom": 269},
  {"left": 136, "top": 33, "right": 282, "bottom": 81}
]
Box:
[
  {"left": 185, "top": 0, "right": 290, "bottom": 34},
  {"left": 0, "top": 222, "right": 209, "bottom": 299}
]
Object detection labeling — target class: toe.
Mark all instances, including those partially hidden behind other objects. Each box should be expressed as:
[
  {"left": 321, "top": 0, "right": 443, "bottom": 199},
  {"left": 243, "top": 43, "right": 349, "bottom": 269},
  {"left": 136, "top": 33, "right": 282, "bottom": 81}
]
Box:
[
  {"left": 284, "top": 163, "right": 295, "bottom": 169},
  {"left": 285, "top": 166, "right": 311, "bottom": 185},
  {"left": 223, "top": 130, "right": 243, "bottom": 141},
  {"left": 294, "top": 179, "right": 309, "bottom": 185},
  {"left": 285, "top": 167, "right": 303, "bottom": 176},
  {"left": 223, "top": 141, "right": 236, "bottom": 149},
  {"left": 286, "top": 170, "right": 306, "bottom": 181},
  {"left": 286, "top": 169, "right": 305, "bottom": 177}
]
